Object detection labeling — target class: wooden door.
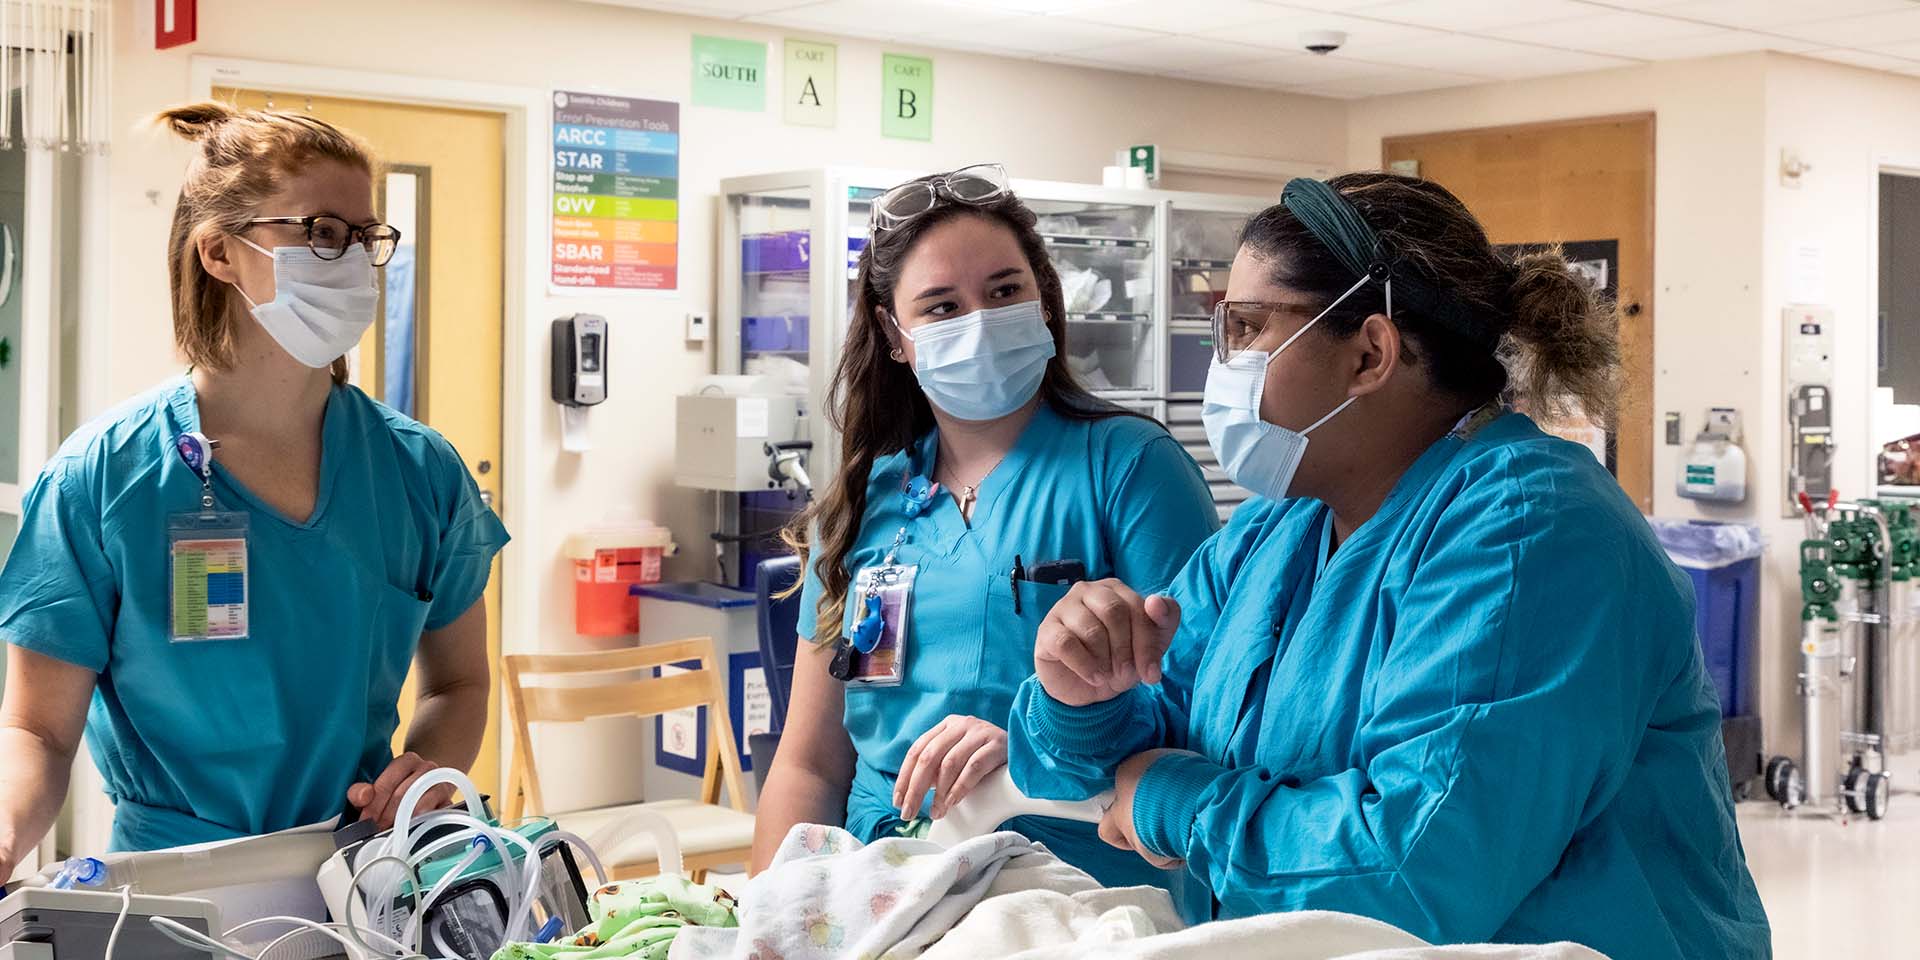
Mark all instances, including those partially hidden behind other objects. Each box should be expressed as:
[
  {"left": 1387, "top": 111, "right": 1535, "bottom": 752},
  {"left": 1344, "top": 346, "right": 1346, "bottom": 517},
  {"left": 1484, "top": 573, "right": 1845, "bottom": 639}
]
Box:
[
  {"left": 217, "top": 88, "right": 509, "bottom": 797},
  {"left": 1384, "top": 114, "right": 1655, "bottom": 511}
]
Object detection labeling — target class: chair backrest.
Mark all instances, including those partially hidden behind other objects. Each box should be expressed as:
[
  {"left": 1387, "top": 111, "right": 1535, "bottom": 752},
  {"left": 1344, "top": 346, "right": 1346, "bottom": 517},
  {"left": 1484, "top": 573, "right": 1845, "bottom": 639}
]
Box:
[
  {"left": 501, "top": 637, "right": 748, "bottom": 822},
  {"left": 754, "top": 555, "right": 804, "bottom": 730}
]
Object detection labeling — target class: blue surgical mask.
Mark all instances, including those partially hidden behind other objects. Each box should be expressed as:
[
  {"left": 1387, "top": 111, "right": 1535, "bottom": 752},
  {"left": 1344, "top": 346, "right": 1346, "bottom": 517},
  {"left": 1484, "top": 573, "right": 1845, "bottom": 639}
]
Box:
[
  {"left": 1202, "top": 274, "right": 1370, "bottom": 501},
  {"left": 897, "top": 299, "right": 1056, "bottom": 422}
]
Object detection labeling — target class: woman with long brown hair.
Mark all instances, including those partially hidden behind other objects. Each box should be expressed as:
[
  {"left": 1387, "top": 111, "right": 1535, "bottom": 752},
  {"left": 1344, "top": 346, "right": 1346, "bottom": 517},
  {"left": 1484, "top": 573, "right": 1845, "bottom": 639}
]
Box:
[
  {"left": 0, "top": 102, "right": 505, "bottom": 868},
  {"left": 1010, "top": 173, "right": 1769, "bottom": 956},
  {"left": 751, "top": 164, "right": 1218, "bottom": 901}
]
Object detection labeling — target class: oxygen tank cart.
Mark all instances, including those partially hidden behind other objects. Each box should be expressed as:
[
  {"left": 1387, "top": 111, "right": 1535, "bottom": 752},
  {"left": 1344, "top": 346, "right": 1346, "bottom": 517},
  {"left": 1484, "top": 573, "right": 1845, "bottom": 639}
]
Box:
[{"left": 1766, "top": 498, "right": 1906, "bottom": 820}]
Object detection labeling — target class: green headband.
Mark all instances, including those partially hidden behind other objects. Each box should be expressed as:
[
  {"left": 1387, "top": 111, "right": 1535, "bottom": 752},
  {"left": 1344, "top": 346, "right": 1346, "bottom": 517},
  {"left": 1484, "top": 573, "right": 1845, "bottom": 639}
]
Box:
[{"left": 1279, "top": 178, "right": 1490, "bottom": 347}]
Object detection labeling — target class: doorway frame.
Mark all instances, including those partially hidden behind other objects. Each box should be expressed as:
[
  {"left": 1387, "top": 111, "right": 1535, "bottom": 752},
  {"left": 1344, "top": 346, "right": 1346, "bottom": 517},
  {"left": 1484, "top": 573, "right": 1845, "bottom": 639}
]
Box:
[
  {"left": 188, "top": 54, "right": 545, "bottom": 777},
  {"left": 1869, "top": 156, "right": 1920, "bottom": 492}
]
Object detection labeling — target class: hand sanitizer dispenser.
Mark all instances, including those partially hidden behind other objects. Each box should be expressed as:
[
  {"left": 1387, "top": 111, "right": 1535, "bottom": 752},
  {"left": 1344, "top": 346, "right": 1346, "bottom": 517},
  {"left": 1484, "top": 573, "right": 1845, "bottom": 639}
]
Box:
[{"left": 1678, "top": 407, "right": 1748, "bottom": 503}]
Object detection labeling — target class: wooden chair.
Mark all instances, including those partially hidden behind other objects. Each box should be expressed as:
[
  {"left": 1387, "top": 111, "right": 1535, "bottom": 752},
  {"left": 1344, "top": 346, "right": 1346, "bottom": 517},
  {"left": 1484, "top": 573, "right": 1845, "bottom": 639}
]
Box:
[{"left": 502, "top": 637, "right": 754, "bottom": 881}]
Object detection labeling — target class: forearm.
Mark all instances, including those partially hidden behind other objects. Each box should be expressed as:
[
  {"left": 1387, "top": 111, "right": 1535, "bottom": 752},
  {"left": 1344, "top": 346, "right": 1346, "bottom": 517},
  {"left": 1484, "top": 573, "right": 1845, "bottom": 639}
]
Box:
[
  {"left": 1008, "top": 678, "right": 1175, "bottom": 801},
  {"left": 751, "top": 760, "right": 850, "bottom": 873},
  {"left": 402, "top": 679, "right": 489, "bottom": 773},
  {"left": 0, "top": 724, "right": 76, "bottom": 871}
]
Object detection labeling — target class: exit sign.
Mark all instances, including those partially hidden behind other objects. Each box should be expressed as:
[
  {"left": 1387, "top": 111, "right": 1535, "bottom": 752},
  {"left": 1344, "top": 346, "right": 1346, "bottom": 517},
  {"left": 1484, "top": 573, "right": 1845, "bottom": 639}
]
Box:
[
  {"left": 156, "top": 0, "right": 196, "bottom": 50},
  {"left": 1128, "top": 144, "right": 1158, "bottom": 184}
]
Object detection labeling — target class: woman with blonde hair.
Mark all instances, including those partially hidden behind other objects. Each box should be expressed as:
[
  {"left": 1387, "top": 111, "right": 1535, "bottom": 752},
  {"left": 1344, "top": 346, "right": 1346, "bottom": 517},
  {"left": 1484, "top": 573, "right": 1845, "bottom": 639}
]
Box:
[{"left": 0, "top": 102, "right": 506, "bottom": 870}]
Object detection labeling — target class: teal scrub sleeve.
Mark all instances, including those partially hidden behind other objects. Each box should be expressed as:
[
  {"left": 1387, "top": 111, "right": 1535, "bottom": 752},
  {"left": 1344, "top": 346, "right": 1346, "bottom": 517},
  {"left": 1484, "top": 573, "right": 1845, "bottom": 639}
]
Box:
[
  {"left": 1102, "top": 435, "right": 1220, "bottom": 595},
  {"left": 1130, "top": 474, "right": 1681, "bottom": 942},
  {"left": 422, "top": 438, "right": 511, "bottom": 631},
  {"left": 0, "top": 467, "right": 116, "bottom": 672},
  {"left": 794, "top": 546, "right": 825, "bottom": 644},
  {"left": 1007, "top": 508, "right": 1248, "bottom": 802}
]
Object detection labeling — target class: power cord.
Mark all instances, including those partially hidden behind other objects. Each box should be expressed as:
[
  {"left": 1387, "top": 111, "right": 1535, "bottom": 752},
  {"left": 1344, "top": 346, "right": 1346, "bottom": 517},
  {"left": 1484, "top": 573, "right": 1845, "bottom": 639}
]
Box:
[{"left": 102, "top": 884, "right": 132, "bottom": 959}]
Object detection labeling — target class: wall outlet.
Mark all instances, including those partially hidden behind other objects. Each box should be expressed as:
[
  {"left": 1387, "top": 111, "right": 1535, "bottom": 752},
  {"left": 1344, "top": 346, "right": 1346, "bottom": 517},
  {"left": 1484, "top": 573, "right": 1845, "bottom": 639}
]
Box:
[{"left": 686, "top": 313, "right": 709, "bottom": 343}]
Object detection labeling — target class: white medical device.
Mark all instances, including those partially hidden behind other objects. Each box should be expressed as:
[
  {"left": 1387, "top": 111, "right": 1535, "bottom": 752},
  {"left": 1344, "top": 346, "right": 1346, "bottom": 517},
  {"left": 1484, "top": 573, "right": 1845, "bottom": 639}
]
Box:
[
  {"left": 674, "top": 377, "right": 811, "bottom": 494},
  {"left": 0, "top": 887, "right": 220, "bottom": 960},
  {"left": 1677, "top": 407, "right": 1748, "bottom": 503},
  {"left": 551, "top": 313, "right": 609, "bottom": 407},
  {"left": 926, "top": 768, "right": 1114, "bottom": 848}
]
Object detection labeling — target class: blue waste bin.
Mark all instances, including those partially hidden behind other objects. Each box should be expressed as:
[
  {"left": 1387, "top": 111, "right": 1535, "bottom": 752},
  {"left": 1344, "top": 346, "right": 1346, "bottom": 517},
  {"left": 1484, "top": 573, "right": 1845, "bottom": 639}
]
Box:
[{"left": 1649, "top": 520, "right": 1764, "bottom": 717}]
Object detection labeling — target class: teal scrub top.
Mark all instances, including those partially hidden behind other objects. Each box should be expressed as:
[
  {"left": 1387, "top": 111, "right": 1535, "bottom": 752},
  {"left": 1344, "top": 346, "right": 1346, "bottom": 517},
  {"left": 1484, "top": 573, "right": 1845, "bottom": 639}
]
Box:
[
  {"left": 796, "top": 401, "right": 1219, "bottom": 897},
  {"left": 1010, "top": 412, "right": 1772, "bottom": 959},
  {"left": 0, "top": 377, "right": 510, "bottom": 852}
]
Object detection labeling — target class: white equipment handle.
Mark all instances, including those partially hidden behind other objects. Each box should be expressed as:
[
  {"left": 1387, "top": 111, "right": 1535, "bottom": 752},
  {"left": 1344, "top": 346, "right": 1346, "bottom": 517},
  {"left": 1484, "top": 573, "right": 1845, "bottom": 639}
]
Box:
[
  {"left": 588, "top": 809, "right": 686, "bottom": 879},
  {"left": 926, "top": 768, "right": 1112, "bottom": 847}
]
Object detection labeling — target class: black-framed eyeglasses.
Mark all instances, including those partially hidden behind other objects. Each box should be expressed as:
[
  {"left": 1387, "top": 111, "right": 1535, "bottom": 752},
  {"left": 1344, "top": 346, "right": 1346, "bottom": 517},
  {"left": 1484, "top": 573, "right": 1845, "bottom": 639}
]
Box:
[
  {"left": 244, "top": 215, "right": 402, "bottom": 267},
  {"left": 870, "top": 163, "right": 1010, "bottom": 234}
]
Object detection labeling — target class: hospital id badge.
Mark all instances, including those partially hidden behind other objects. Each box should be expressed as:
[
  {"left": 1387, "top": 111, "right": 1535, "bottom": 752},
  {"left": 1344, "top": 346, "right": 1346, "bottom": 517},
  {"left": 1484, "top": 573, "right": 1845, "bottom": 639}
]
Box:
[
  {"left": 847, "top": 564, "right": 917, "bottom": 686},
  {"left": 168, "top": 511, "right": 251, "bottom": 641}
]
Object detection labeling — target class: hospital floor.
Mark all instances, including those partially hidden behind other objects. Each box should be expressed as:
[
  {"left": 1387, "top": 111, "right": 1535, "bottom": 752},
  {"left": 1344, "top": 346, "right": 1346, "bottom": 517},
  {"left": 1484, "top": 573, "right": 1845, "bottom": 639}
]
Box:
[{"left": 1739, "top": 752, "right": 1920, "bottom": 959}]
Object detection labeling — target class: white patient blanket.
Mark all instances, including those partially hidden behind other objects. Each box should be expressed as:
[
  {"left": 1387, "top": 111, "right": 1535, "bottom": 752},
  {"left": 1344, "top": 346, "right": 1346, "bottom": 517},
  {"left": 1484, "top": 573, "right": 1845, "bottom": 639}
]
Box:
[{"left": 667, "top": 824, "right": 1607, "bottom": 960}]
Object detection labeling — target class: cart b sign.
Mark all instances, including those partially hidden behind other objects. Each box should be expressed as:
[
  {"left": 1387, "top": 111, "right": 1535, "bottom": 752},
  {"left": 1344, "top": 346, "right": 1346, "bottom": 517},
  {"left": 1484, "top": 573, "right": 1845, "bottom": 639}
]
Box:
[
  {"left": 785, "top": 40, "right": 837, "bottom": 128},
  {"left": 883, "top": 54, "right": 933, "bottom": 141}
]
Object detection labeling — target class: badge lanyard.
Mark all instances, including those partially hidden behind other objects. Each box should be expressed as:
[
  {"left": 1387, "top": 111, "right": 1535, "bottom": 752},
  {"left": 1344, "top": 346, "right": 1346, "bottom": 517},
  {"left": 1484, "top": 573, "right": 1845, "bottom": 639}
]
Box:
[
  {"left": 167, "top": 431, "right": 251, "bottom": 642},
  {"left": 831, "top": 474, "right": 936, "bottom": 685}
]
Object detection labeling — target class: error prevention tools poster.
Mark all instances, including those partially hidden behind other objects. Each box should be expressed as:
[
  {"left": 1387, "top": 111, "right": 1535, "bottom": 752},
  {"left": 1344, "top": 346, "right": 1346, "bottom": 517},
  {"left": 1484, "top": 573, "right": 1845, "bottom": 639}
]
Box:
[{"left": 550, "top": 90, "right": 680, "bottom": 292}]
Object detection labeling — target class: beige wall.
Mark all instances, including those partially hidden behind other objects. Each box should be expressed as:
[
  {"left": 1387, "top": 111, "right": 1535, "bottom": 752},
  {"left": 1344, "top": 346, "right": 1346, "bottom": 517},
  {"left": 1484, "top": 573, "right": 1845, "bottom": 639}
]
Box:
[
  {"left": 98, "top": 0, "right": 1344, "bottom": 810},
  {"left": 1349, "top": 52, "right": 1920, "bottom": 763}
]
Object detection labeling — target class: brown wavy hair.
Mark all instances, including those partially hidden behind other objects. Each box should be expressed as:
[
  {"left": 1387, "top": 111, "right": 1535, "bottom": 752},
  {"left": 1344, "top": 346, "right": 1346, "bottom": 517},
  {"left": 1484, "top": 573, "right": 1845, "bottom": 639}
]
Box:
[
  {"left": 1240, "top": 171, "right": 1621, "bottom": 426},
  {"left": 780, "top": 181, "right": 1143, "bottom": 640},
  {"left": 157, "top": 100, "right": 377, "bottom": 386}
]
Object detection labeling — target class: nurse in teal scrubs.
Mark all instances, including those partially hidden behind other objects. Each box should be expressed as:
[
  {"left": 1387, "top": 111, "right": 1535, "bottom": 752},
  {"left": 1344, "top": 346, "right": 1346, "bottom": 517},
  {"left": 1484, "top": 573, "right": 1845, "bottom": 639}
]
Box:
[
  {"left": 1009, "top": 174, "right": 1771, "bottom": 957},
  {"left": 0, "top": 102, "right": 507, "bottom": 872},
  {"left": 752, "top": 164, "right": 1219, "bottom": 899}
]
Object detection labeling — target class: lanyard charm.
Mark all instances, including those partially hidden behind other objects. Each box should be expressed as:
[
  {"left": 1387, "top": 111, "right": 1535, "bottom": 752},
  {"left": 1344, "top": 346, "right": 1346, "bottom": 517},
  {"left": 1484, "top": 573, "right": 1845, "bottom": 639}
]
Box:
[{"left": 175, "top": 431, "right": 220, "bottom": 512}]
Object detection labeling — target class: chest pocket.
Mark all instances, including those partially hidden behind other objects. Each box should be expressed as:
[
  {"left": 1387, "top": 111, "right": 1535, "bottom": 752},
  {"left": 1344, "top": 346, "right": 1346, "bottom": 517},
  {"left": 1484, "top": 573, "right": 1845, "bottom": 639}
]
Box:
[{"left": 978, "top": 574, "right": 1072, "bottom": 688}]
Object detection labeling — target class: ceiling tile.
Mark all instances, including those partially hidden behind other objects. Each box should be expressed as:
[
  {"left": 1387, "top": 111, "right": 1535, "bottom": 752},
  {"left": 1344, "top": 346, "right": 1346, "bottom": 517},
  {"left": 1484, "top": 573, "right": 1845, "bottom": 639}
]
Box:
[
  {"left": 1767, "top": 8, "right": 1920, "bottom": 46},
  {"left": 1803, "top": 46, "right": 1920, "bottom": 71},
  {"left": 1630, "top": 29, "right": 1816, "bottom": 57},
  {"left": 1063, "top": 0, "right": 1285, "bottom": 34},
  {"left": 934, "top": 0, "right": 1138, "bottom": 14},
  {"left": 746, "top": 0, "right": 974, "bottom": 39},
  {"left": 1287, "top": 68, "right": 1487, "bottom": 98},
  {"left": 1357, "top": 0, "right": 1596, "bottom": 32},
  {"left": 1067, "top": 35, "right": 1275, "bottom": 71},
  {"left": 1187, "top": 51, "right": 1398, "bottom": 86},
  {"left": 1873, "top": 37, "right": 1920, "bottom": 58},
  {"left": 1256, "top": 0, "right": 1406, "bottom": 11},
  {"left": 911, "top": 14, "right": 1160, "bottom": 55},
  {"left": 1349, "top": 33, "right": 1638, "bottom": 79},
  {"left": 1651, "top": 0, "right": 1915, "bottom": 31},
  {"left": 1484, "top": 10, "right": 1724, "bottom": 57},
  {"left": 1195, "top": 9, "right": 1448, "bottom": 53},
  {"left": 579, "top": 0, "right": 815, "bottom": 16}
]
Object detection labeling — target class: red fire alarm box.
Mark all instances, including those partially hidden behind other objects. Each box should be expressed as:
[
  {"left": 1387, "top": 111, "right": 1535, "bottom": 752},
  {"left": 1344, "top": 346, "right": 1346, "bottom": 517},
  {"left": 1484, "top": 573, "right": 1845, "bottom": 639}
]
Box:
[{"left": 156, "top": 0, "right": 196, "bottom": 50}]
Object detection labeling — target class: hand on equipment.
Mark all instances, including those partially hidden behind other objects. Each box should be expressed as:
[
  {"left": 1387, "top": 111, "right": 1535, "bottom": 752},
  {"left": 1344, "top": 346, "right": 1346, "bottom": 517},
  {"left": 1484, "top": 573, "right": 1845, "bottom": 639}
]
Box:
[
  {"left": 1034, "top": 579, "right": 1180, "bottom": 707},
  {"left": 1098, "top": 749, "right": 1185, "bottom": 870},
  {"left": 348, "top": 752, "right": 454, "bottom": 830},
  {"left": 894, "top": 715, "right": 1010, "bottom": 822}
]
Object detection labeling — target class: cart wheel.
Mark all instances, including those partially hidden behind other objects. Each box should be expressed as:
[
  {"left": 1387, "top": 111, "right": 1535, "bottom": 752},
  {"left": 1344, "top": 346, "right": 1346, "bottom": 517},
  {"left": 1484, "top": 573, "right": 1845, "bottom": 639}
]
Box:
[
  {"left": 1778, "top": 760, "right": 1802, "bottom": 810},
  {"left": 1766, "top": 756, "right": 1793, "bottom": 802},
  {"left": 1866, "top": 773, "right": 1892, "bottom": 821},
  {"left": 1845, "top": 767, "right": 1868, "bottom": 814},
  {"left": 1734, "top": 780, "right": 1753, "bottom": 803}
]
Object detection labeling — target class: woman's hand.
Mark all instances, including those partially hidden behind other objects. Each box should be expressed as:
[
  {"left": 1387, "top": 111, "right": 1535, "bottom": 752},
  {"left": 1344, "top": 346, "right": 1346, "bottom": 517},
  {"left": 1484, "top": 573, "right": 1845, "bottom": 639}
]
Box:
[
  {"left": 894, "top": 715, "right": 1009, "bottom": 821},
  {"left": 1034, "top": 579, "right": 1181, "bottom": 707},
  {"left": 348, "top": 752, "right": 455, "bottom": 830},
  {"left": 1097, "top": 749, "right": 1186, "bottom": 869}
]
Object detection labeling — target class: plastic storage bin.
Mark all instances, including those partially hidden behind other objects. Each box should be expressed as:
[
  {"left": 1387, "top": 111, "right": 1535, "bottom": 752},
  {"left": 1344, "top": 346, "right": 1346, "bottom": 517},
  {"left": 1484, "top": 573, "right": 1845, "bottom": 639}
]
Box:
[
  {"left": 565, "top": 521, "right": 676, "bottom": 636},
  {"left": 633, "top": 582, "right": 767, "bottom": 808},
  {"left": 1650, "top": 519, "right": 1764, "bottom": 717},
  {"left": 742, "top": 231, "right": 811, "bottom": 273}
]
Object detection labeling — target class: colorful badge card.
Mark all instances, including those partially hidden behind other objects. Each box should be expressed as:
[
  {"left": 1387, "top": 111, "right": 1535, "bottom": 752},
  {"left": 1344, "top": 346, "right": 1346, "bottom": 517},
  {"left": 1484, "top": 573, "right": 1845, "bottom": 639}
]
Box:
[
  {"left": 882, "top": 54, "right": 933, "bottom": 141},
  {"left": 550, "top": 90, "right": 680, "bottom": 292},
  {"left": 692, "top": 35, "right": 767, "bottom": 112}
]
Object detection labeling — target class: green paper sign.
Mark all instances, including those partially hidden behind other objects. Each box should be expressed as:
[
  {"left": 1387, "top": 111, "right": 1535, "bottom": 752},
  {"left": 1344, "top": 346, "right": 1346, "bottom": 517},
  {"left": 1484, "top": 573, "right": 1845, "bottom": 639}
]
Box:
[
  {"left": 881, "top": 53, "right": 933, "bottom": 141},
  {"left": 692, "top": 35, "right": 767, "bottom": 111},
  {"left": 784, "top": 39, "right": 837, "bottom": 128}
]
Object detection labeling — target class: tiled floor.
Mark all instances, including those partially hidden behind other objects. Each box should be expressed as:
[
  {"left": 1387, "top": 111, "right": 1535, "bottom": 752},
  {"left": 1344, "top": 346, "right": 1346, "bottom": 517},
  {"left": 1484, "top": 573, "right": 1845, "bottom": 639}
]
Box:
[{"left": 1739, "top": 756, "right": 1920, "bottom": 960}]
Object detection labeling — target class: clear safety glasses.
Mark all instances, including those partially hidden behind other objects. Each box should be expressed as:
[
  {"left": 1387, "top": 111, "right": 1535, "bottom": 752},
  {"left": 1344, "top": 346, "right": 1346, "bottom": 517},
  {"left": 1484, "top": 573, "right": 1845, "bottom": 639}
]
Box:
[{"left": 870, "top": 163, "right": 1010, "bottom": 234}]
